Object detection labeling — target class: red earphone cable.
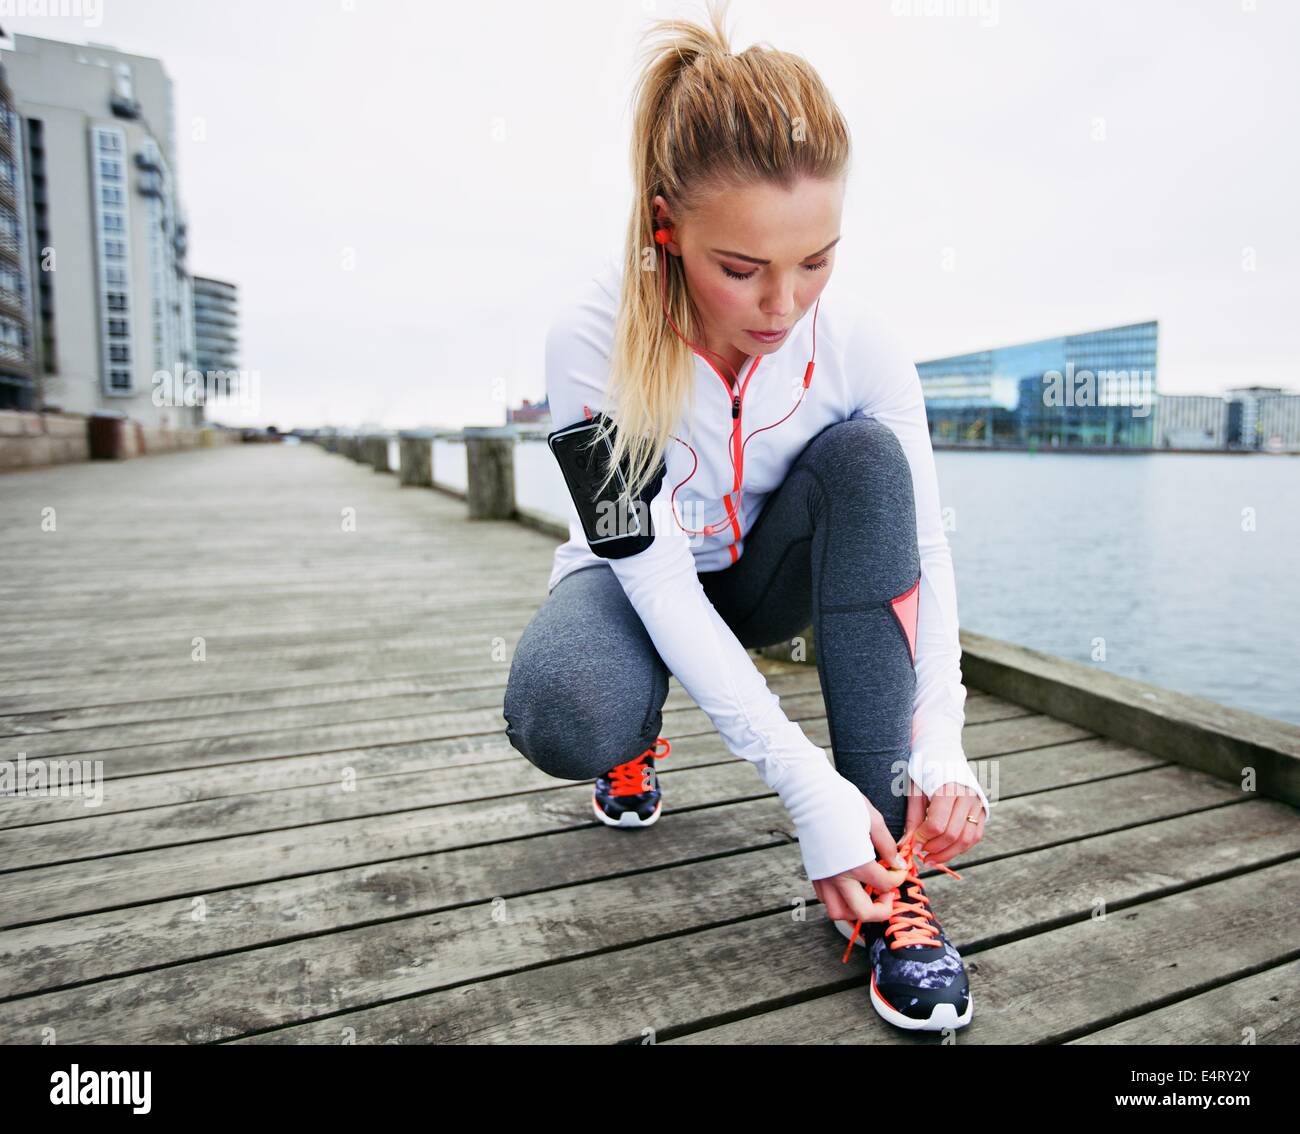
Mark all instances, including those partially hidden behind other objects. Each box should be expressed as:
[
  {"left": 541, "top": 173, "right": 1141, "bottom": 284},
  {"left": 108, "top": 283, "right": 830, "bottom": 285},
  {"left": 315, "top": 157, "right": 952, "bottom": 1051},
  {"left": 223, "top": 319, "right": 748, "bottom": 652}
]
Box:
[{"left": 652, "top": 225, "right": 818, "bottom": 538}]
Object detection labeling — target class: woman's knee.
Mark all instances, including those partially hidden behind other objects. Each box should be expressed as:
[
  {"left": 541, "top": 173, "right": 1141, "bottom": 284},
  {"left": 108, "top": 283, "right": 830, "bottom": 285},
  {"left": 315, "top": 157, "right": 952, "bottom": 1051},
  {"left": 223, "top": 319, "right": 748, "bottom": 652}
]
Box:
[
  {"left": 502, "top": 628, "right": 668, "bottom": 782},
  {"left": 806, "top": 416, "right": 914, "bottom": 511},
  {"left": 800, "top": 416, "right": 920, "bottom": 596}
]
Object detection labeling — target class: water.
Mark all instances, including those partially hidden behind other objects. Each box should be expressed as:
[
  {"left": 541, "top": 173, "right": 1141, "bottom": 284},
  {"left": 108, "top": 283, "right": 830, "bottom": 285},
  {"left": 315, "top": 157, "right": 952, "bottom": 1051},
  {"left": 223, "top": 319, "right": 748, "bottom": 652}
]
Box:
[
  {"left": 938, "top": 450, "right": 1299, "bottom": 726},
  {"left": 515, "top": 438, "right": 1300, "bottom": 726}
]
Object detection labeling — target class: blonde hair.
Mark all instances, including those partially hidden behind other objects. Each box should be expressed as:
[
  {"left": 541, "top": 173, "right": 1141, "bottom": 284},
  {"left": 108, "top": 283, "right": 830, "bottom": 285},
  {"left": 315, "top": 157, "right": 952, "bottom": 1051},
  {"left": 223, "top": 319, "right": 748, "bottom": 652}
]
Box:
[{"left": 587, "top": 0, "right": 853, "bottom": 508}]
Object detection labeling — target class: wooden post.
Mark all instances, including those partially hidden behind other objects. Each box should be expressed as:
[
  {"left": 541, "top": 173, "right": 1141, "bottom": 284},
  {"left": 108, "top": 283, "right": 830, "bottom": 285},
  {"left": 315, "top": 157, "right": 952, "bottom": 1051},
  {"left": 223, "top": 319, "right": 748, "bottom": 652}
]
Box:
[
  {"left": 398, "top": 429, "right": 435, "bottom": 486},
  {"left": 463, "top": 426, "right": 515, "bottom": 519},
  {"left": 367, "top": 434, "right": 393, "bottom": 472}
]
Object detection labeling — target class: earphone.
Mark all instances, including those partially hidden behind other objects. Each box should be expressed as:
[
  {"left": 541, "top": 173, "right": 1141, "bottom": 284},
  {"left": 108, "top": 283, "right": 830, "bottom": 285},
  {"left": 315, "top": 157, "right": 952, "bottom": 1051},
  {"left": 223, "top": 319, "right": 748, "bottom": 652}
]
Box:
[{"left": 653, "top": 222, "right": 820, "bottom": 543}]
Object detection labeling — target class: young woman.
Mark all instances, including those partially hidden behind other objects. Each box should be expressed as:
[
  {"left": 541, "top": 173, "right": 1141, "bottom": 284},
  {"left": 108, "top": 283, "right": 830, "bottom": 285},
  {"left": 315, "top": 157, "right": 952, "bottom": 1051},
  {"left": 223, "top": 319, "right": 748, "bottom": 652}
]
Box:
[{"left": 503, "top": 1, "right": 991, "bottom": 1033}]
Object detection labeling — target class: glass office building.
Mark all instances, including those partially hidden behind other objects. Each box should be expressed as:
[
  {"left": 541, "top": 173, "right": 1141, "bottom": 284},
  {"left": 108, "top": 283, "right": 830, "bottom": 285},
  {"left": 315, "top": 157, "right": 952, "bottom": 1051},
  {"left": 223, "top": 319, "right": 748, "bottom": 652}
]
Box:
[{"left": 918, "top": 321, "right": 1158, "bottom": 448}]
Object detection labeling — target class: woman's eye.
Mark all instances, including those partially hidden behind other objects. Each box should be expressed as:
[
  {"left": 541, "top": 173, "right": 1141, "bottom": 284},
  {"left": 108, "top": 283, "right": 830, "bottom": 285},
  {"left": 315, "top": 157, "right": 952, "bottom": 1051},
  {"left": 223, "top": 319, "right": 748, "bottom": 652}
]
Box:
[{"left": 721, "top": 257, "right": 831, "bottom": 281}]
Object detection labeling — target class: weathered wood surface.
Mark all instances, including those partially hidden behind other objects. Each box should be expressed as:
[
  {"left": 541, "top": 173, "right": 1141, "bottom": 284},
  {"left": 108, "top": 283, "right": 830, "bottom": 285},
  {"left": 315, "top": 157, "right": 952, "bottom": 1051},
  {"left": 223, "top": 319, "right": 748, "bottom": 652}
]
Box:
[{"left": 0, "top": 443, "right": 1294, "bottom": 1045}]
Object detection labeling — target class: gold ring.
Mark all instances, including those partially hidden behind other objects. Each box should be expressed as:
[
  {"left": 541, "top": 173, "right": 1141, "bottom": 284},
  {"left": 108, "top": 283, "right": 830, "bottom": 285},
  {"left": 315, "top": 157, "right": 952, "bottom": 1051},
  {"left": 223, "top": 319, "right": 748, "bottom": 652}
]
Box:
[{"left": 966, "top": 815, "right": 980, "bottom": 823}]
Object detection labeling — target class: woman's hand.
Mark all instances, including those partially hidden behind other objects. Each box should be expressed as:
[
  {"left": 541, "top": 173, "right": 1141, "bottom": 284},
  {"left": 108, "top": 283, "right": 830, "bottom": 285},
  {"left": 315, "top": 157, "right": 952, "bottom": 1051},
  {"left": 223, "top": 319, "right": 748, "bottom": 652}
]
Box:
[
  {"left": 903, "top": 776, "right": 986, "bottom": 867},
  {"left": 811, "top": 795, "right": 911, "bottom": 926}
]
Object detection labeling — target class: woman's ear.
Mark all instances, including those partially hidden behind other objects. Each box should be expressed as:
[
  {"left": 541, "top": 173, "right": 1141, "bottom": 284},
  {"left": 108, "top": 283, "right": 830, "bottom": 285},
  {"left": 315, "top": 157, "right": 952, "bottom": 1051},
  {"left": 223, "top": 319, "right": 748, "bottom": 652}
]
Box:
[{"left": 651, "top": 195, "right": 680, "bottom": 255}]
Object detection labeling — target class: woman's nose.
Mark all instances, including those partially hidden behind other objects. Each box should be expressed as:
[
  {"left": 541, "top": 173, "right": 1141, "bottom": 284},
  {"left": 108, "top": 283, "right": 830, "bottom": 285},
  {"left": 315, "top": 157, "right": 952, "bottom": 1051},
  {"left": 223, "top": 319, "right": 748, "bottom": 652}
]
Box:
[
  {"left": 760, "top": 294, "right": 795, "bottom": 318},
  {"left": 760, "top": 282, "right": 797, "bottom": 317}
]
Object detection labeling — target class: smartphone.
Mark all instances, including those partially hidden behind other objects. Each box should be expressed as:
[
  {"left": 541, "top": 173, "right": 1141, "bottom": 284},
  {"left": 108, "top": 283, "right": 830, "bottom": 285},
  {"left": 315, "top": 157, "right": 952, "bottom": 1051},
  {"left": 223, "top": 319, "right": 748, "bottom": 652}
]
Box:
[{"left": 547, "top": 413, "right": 646, "bottom": 548}]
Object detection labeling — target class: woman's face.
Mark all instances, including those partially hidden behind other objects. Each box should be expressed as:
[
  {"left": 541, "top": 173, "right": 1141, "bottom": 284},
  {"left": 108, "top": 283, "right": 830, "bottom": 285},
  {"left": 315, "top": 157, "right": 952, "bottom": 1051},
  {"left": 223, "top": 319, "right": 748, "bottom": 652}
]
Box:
[{"left": 653, "top": 176, "right": 845, "bottom": 381}]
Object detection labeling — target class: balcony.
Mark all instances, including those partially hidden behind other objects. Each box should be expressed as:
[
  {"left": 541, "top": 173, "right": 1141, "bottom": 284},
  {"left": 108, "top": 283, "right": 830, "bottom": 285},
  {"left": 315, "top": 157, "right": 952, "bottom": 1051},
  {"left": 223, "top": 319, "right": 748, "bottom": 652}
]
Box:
[{"left": 110, "top": 93, "right": 140, "bottom": 119}]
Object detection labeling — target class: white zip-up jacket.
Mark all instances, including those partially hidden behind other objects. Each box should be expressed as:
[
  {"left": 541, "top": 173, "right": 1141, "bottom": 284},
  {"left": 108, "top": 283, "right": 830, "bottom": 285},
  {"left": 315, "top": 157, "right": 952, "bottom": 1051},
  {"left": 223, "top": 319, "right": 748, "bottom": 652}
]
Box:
[{"left": 543, "top": 251, "right": 990, "bottom": 882}]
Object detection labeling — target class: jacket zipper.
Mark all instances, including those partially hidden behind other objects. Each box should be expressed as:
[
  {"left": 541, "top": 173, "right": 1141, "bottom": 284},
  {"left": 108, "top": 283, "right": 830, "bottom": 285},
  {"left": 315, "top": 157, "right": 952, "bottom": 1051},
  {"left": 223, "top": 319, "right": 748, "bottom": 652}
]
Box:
[{"left": 695, "top": 354, "right": 762, "bottom": 559}]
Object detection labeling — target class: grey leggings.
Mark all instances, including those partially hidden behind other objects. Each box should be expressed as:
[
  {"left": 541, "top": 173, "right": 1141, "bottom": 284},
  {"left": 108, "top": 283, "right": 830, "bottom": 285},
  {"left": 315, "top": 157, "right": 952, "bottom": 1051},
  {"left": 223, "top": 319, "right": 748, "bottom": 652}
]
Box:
[{"left": 502, "top": 415, "right": 922, "bottom": 841}]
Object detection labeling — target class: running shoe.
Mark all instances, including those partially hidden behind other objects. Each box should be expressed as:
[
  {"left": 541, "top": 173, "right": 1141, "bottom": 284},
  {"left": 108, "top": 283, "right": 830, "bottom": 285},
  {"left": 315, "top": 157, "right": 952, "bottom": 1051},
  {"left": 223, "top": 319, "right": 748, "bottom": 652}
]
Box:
[
  {"left": 836, "top": 827, "right": 973, "bottom": 1031},
  {"left": 592, "top": 737, "right": 670, "bottom": 827}
]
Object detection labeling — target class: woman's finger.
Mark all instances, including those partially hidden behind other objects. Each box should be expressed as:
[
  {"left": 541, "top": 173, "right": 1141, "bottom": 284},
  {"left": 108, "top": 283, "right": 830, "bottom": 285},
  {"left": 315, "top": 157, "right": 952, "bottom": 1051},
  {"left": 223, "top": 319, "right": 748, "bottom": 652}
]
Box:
[
  {"left": 835, "top": 875, "right": 896, "bottom": 924},
  {"left": 902, "top": 776, "right": 926, "bottom": 840},
  {"left": 816, "top": 880, "right": 850, "bottom": 922},
  {"left": 844, "top": 855, "right": 909, "bottom": 894},
  {"left": 920, "top": 791, "right": 980, "bottom": 864}
]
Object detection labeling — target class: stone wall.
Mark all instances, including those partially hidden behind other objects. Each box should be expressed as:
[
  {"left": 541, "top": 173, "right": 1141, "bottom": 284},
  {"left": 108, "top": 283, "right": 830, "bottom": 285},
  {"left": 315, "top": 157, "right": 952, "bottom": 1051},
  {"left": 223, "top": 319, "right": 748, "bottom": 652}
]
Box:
[{"left": 0, "top": 410, "right": 240, "bottom": 470}]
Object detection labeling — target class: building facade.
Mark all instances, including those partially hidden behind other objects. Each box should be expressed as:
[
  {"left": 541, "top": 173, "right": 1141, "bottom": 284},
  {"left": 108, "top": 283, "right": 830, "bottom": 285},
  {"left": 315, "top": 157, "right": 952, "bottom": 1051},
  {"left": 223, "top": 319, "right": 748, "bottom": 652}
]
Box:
[
  {"left": 918, "top": 320, "right": 1159, "bottom": 448},
  {"left": 192, "top": 274, "right": 238, "bottom": 390},
  {"left": 1, "top": 33, "right": 199, "bottom": 426},
  {"left": 1224, "top": 385, "right": 1300, "bottom": 451},
  {"left": 1152, "top": 393, "right": 1229, "bottom": 449},
  {"left": 0, "top": 51, "right": 37, "bottom": 410}
]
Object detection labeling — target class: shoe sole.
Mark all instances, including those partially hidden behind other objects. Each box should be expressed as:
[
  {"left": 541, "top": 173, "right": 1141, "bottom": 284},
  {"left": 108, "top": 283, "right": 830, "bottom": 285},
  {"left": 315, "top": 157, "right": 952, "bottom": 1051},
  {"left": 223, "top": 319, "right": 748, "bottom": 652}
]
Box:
[
  {"left": 870, "top": 975, "right": 973, "bottom": 1031},
  {"left": 836, "top": 920, "right": 974, "bottom": 1031},
  {"left": 592, "top": 797, "right": 662, "bottom": 828}
]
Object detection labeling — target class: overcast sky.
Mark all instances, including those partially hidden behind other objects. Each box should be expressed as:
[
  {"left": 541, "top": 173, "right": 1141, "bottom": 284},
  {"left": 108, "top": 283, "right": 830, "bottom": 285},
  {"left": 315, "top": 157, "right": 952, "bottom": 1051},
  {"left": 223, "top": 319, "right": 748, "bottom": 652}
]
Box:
[{"left": 7, "top": 0, "right": 1298, "bottom": 428}]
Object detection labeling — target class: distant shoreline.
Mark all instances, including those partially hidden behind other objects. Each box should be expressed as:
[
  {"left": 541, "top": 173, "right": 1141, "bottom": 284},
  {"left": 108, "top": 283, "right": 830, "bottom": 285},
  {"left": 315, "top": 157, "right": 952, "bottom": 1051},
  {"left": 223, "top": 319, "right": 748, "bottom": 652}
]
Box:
[{"left": 930, "top": 443, "right": 1297, "bottom": 456}]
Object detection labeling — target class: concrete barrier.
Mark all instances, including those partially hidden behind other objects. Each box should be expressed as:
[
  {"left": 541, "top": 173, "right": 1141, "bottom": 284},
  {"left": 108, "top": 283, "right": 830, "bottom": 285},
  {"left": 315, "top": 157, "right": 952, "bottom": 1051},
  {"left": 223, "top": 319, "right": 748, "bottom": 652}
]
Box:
[
  {"left": 0, "top": 410, "right": 90, "bottom": 469},
  {"left": 1, "top": 409, "right": 239, "bottom": 470}
]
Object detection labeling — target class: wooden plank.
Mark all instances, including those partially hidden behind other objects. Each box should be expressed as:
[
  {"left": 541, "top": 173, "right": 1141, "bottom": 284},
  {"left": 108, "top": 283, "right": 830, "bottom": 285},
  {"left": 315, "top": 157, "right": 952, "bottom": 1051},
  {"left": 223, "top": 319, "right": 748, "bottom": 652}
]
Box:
[
  {"left": 0, "top": 654, "right": 519, "bottom": 710},
  {"left": 0, "top": 671, "right": 1013, "bottom": 737},
  {"left": 0, "top": 708, "right": 1089, "bottom": 867},
  {"left": 0, "top": 679, "right": 1018, "bottom": 762},
  {"left": 1067, "top": 958, "right": 1300, "bottom": 1045},
  {"left": 0, "top": 669, "right": 823, "bottom": 754},
  {"left": 1, "top": 789, "right": 1282, "bottom": 1044},
  {"left": 0, "top": 689, "right": 1029, "bottom": 834},
  {"left": 0, "top": 768, "right": 1264, "bottom": 1011},
  {"left": 0, "top": 690, "right": 1055, "bottom": 790},
  {"left": 227, "top": 821, "right": 1297, "bottom": 1046},
  {"left": 0, "top": 673, "right": 507, "bottom": 734},
  {"left": 1, "top": 735, "right": 1176, "bottom": 926}
]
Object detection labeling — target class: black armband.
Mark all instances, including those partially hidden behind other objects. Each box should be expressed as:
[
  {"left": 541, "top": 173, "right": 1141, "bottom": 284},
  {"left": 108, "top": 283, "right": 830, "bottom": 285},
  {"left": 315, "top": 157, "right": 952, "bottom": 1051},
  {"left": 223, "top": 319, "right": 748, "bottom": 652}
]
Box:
[{"left": 547, "top": 412, "right": 666, "bottom": 559}]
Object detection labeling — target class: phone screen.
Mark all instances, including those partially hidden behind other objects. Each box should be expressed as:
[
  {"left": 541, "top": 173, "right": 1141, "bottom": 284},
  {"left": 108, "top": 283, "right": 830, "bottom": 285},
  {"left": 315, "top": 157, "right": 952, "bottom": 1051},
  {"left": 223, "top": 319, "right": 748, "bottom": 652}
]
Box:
[{"left": 547, "top": 416, "right": 644, "bottom": 546}]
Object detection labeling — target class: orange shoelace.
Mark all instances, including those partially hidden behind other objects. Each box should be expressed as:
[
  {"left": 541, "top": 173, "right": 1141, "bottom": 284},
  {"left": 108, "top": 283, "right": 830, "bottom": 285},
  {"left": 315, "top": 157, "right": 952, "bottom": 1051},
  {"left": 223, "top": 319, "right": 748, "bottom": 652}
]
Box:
[
  {"left": 607, "top": 737, "right": 671, "bottom": 797},
  {"left": 840, "top": 827, "right": 962, "bottom": 963}
]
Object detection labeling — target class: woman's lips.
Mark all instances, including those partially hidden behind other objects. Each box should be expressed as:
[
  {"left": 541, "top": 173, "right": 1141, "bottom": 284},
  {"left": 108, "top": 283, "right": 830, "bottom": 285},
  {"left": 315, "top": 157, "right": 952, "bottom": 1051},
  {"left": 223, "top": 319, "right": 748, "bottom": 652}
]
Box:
[{"left": 745, "top": 327, "right": 789, "bottom": 344}]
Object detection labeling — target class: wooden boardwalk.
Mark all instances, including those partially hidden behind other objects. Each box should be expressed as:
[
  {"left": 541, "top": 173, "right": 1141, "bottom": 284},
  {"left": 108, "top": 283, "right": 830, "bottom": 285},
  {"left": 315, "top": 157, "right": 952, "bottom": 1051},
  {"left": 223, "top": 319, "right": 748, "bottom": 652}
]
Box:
[{"left": 1, "top": 442, "right": 1297, "bottom": 1045}]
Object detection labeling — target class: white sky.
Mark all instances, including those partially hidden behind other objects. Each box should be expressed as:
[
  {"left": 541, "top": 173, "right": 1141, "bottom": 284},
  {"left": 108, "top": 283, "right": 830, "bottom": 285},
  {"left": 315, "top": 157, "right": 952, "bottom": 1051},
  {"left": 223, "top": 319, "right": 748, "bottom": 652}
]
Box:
[{"left": 6, "top": 0, "right": 1298, "bottom": 429}]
